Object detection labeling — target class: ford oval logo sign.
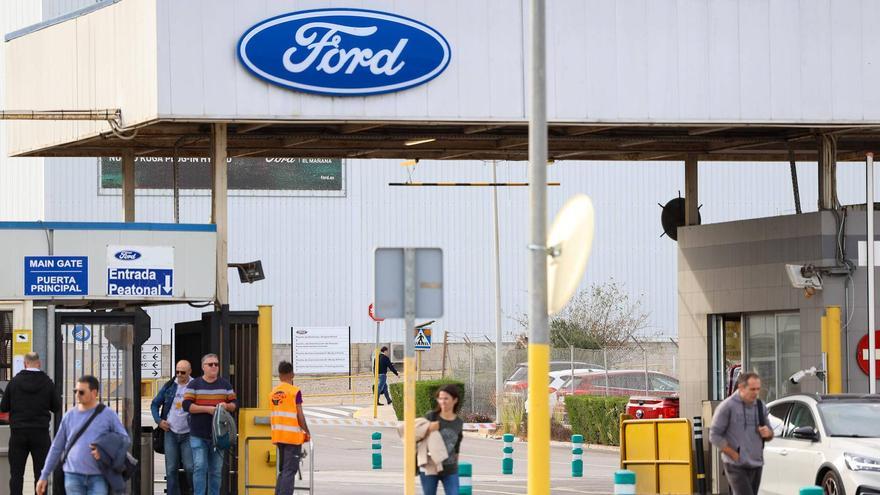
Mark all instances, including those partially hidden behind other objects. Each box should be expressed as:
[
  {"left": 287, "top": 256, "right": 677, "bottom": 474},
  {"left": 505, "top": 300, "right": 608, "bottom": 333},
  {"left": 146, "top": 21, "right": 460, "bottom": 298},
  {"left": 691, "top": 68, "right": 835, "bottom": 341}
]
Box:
[
  {"left": 237, "top": 9, "right": 451, "bottom": 96},
  {"left": 114, "top": 250, "right": 141, "bottom": 261}
]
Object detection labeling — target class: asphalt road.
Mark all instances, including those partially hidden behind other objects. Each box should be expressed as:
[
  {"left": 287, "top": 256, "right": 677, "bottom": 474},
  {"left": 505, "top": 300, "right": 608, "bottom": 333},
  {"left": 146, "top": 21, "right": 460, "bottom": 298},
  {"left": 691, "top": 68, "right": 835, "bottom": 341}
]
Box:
[{"left": 305, "top": 424, "right": 619, "bottom": 494}]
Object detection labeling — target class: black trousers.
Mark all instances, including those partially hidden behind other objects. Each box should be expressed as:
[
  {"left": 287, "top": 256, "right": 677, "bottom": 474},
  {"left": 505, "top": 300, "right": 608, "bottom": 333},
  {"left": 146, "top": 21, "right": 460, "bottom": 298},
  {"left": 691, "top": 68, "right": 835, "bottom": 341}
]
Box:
[
  {"left": 724, "top": 464, "right": 763, "bottom": 495},
  {"left": 9, "top": 428, "right": 51, "bottom": 495}
]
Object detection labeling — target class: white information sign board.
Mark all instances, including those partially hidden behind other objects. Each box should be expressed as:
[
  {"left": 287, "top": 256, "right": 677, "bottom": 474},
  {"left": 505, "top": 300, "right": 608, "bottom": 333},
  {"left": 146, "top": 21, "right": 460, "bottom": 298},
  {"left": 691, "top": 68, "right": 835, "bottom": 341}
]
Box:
[{"left": 292, "top": 327, "right": 350, "bottom": 374}]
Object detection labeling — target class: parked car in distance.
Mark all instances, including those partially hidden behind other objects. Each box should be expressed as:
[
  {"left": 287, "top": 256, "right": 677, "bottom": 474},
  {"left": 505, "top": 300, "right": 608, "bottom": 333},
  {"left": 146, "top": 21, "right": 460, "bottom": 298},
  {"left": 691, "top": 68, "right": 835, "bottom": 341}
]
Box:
[
  {"left": 504, "top": 361, "right": 604, "bottom": 394},
  {"left": 762, "top": 394, "right": 880, "bottom": 495},
  {"left": 524, "top": 368, "right": 606, "bottom": 414},
  {"left": 626, "top": 396, "right": 680, "bottom": 419},
  {"left": 557, "top": 370, "right": 679, "bottom": 399}
]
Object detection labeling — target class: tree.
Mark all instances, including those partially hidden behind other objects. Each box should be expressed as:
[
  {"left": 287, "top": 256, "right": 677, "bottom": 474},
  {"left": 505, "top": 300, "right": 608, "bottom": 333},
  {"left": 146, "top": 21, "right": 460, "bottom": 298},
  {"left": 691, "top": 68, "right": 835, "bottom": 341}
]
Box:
[{"left": 512, "top": 279, "right": 650, "bottom": 349}]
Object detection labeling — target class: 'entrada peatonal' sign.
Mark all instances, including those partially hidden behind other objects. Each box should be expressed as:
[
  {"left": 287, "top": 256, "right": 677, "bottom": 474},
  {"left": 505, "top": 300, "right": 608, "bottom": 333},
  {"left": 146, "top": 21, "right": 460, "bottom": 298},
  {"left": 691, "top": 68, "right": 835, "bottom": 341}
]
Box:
[{"left": 237, "top": 8, "right": 451, "bottom": 96}]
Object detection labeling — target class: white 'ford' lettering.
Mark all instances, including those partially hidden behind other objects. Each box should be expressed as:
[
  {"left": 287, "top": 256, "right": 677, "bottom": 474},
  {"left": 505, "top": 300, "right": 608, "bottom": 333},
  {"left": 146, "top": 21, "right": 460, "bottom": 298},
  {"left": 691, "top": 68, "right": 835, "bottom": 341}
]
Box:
[{"left": 282, "top": 22, "right": 407, "bottom": 76}]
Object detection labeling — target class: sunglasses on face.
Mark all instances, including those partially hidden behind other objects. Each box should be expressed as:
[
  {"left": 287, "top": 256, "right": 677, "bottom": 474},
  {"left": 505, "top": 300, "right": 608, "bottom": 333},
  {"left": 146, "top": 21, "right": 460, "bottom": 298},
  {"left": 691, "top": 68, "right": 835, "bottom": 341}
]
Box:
[
  {"left": 205, "top": 362, "right": 219, "bottom": 367},
  {"left": 175, "top": 371, "right": 188, "bottom": 375},
  {"left": 74, "top": 389, "right": 88, "bottom": 396}
]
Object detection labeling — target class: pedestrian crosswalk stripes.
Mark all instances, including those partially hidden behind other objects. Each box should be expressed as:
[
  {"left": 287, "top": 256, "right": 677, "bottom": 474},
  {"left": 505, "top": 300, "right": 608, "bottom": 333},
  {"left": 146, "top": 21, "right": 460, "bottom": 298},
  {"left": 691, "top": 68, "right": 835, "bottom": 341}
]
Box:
[{"left": 302, "top": 405, "right": 361, "bottom": 419}]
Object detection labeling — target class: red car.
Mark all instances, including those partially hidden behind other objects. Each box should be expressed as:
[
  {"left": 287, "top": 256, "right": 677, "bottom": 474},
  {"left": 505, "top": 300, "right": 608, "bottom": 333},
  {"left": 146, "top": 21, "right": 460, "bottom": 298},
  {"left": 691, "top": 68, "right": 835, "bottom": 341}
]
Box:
[{"left": 558, "top": 370, "right": 679, "bottom": 399}]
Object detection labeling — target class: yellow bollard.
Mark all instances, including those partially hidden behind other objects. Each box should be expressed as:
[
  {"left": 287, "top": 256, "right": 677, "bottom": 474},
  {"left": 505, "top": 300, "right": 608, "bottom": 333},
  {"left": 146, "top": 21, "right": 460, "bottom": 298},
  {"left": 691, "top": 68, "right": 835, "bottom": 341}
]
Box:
[
  {"left": 373, "top": 349, "right": 381, "bottom": 418},
  {"left": 527, "top": 343, "right": 551, "bottom": 494},
  {"left": 257, "top": 305, "right": 273, "bottom": 408},
  {"left": 404, "top": 356, "right": 416, "bottom": 495},
  {"left": 826, "top": 306, "right": 842, "bottom": 393}
]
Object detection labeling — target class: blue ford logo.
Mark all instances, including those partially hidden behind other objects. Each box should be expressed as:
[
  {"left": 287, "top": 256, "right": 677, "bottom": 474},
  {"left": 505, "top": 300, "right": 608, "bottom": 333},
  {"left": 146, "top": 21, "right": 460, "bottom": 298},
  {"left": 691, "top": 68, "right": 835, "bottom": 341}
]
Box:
[
  {"left": 237, "top": 8, "right": 451, "bottom": 96},
  {"left": 114, "top": 250, "right": 141, "bottom": 261}
]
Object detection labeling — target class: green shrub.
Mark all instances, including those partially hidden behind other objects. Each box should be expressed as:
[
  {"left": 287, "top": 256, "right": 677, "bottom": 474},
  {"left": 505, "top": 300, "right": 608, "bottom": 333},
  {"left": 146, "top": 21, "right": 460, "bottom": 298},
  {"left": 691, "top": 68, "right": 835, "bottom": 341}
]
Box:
[
  {"left": 389, "top": 379, "right": 466, "bottom": 420},
  {"left": 564, "top": 395, "right": 628, "bottom": 446}
]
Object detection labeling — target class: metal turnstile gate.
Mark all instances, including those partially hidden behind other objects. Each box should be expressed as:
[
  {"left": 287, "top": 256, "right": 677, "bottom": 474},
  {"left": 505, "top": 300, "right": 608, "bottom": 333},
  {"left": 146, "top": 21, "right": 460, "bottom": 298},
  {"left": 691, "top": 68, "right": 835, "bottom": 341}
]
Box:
[{"left": 54, "top": 310, "right": 150, "bottom": 495}]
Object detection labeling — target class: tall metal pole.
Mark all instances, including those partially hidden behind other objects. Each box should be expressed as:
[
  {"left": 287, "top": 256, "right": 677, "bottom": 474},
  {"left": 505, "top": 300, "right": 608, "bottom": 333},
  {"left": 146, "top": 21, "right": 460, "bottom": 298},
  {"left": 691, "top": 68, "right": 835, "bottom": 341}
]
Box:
[
  {"left": 868, "top": 152, "right": 877, "bottom": 394},
  {"left": 403, "top": 249, "right": 417, "bottom": 495},
  {"left": 527, "top": 0, "right": 551, "bottom": 492},
  {"left": 492, "top": 160, "right": 504, "bottom": 424}
]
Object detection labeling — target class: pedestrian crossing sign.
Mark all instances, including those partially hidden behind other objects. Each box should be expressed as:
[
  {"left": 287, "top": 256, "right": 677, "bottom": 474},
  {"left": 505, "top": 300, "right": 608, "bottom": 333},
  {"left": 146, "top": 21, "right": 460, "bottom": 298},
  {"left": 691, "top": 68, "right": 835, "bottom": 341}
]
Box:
[{"left": 414, "top": 328, "right": 432, "bottom": 351}]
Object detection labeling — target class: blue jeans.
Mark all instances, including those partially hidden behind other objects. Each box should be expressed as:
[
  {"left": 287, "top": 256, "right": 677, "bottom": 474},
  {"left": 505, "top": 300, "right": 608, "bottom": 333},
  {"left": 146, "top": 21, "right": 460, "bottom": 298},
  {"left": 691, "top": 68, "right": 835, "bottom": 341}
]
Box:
[
  {"left": 190, "top": 436, "right": 224, "bottom": 495},
  {"left": 64, "top": 473, "right": 108, "bottom": 495},
  {"left": 165, "top": 431, "right": 194, "bottom": 495},
  {"left": 378, "top": 374, "right": 392, "bottom": 403},
  {"left": 419, "top": 472, "right": 459, "bottom": 495}
]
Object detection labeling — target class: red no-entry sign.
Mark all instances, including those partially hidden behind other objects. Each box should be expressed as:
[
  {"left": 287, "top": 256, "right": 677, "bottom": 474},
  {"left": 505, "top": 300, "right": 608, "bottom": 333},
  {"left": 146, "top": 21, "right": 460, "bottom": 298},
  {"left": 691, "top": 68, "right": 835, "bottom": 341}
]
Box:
[
  {"left": 368, "top": 303, "right": 384, "bottom": 322},
  {"left": 856, "top": 330, "right": 880, "bottom": 377}
]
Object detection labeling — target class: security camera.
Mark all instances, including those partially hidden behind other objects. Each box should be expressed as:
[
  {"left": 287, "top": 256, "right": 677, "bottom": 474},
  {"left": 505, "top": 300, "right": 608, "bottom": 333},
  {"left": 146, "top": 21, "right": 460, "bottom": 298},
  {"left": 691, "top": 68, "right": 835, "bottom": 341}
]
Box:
[
  {"left": 786, "top": 264, "right": 822, "bottom": 291},
  {"left": 789, "top": 366, "right": 821, "bottom": 384}
]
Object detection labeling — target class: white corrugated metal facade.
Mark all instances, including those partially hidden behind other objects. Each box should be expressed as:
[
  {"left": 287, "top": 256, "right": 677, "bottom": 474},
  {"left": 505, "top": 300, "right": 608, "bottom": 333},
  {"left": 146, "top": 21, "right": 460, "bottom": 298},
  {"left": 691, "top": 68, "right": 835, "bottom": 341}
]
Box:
[
  {"left": 0, "top": 0, "right": 43, "bottom": 220},
  {"left": 3, "top": 0, "right": 880, "bottom": 343}
]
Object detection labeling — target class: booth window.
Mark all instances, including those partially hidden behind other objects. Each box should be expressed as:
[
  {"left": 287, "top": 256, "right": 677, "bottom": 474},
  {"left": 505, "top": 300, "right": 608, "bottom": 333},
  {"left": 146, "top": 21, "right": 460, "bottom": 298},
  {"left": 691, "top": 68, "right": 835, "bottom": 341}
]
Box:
[
  {"left": 745, "top": 313, "right": 801, "bottom": 402},
  {"left": 709, "top": 315, "right": 743, "bottom": 400}
]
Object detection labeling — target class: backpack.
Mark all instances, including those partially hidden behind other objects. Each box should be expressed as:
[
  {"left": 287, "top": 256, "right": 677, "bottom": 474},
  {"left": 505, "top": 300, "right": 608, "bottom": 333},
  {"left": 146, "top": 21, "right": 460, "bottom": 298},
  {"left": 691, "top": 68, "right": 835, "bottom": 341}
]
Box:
[{"left": 212, "top": 404, "right": 237, "bottom": 451}]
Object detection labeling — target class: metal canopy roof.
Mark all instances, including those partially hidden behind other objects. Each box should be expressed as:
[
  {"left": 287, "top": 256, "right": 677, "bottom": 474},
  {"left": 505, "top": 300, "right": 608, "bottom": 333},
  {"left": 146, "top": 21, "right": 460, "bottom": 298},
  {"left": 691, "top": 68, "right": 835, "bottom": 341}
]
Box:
[{"left": 17, "top": 120, "right": 880, "bottom": 161}]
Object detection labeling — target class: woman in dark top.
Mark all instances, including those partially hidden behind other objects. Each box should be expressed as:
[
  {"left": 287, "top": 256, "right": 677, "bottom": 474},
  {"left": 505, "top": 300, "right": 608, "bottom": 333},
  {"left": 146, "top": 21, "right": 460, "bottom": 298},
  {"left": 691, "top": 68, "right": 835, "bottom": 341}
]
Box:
[{"left": 420, "top": 384, "right": 464, "bottom": 495}]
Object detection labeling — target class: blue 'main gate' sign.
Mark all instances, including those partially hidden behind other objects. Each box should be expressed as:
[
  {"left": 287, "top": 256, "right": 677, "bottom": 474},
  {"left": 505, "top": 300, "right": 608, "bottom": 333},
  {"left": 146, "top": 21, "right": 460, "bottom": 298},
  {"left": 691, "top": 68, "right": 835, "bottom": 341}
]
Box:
[{"left": 237, "top": 8, "right": 451, "bottom": 96}]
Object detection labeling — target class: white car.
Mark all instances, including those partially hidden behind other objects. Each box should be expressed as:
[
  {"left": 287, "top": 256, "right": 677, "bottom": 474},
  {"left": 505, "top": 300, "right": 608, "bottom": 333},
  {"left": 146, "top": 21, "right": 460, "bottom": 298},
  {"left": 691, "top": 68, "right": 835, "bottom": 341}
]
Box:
[
  {"left": 525, "top": 368, "right": 602, "bottom": 414},
  {"left": 761, "top": 394, "right": 880, "bottom": 495}
]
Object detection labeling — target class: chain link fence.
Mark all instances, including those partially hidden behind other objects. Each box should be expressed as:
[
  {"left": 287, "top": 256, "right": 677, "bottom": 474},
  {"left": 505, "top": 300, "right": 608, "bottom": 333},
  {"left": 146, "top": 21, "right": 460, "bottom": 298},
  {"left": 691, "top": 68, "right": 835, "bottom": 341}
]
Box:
[{"left": 439, "top": 333, "right": 679, "bottom": 420}]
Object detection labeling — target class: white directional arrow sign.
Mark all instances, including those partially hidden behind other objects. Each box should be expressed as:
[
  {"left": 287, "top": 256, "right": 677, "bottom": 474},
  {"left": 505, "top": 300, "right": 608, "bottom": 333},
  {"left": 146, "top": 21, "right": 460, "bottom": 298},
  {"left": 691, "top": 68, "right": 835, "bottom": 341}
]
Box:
[{"left": 140, "top": 328, "right": 164, "bottom": 376}]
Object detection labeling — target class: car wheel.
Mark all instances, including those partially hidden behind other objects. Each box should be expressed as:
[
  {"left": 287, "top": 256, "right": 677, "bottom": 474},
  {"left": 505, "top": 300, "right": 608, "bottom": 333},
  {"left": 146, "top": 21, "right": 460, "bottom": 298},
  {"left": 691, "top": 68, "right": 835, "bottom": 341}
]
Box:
[{"left": 821, "top": 469, "right": 845, "bottom": 495}]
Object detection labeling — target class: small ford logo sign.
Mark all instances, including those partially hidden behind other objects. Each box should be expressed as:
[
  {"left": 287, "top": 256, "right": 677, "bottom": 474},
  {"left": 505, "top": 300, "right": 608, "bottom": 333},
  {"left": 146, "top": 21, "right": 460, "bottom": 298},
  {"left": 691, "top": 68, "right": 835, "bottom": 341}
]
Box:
[
  {"left": 296, "top": 330, "right": 308, "bottom": 335},
  {"left": 237, "top": 8, "right": 451, "bottom": 96},
  {"left": 114, "top": 250, "right": 141, "bottom": 261}
]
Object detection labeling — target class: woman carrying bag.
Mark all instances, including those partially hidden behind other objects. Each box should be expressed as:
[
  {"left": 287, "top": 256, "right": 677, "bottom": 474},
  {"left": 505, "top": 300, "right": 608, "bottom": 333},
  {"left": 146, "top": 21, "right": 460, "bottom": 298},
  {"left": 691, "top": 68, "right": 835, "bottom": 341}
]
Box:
[{"left": 418, "top": 384, "right": 464, "bottom": 495}]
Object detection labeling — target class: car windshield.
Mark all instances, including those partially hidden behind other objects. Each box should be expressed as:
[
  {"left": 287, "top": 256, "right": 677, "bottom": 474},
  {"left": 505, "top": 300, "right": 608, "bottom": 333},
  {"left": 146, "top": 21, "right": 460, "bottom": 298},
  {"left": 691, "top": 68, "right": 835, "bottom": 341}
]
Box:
[
  {"left": 508, "top": 367, "right": 528, "bottom": 382},
  {"left": 818, "top": 402, "right": 880, "bottom": 437}
]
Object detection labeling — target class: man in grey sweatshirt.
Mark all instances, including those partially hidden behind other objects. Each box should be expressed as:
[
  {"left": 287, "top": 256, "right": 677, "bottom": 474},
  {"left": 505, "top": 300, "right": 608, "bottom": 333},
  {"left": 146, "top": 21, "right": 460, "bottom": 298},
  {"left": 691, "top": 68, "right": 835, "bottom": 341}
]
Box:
[{"left": 709, "top": 371, "right": 774, "bottom": 495}]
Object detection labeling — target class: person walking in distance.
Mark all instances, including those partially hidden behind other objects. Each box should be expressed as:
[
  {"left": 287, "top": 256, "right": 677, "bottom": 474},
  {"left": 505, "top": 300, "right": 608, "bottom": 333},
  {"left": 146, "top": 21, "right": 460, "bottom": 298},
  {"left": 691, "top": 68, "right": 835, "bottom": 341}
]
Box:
[
  {"left": 270, "top": 361, "right": 311, "bottom": 495},
  {"left": 0, "top": 352, "right": 62, "bottom": 495},
  {"left": 183, "top": 354, "right": 237, "bottom": 495},
  {"left": 151, "top": 360, "right": 195, "bottom": 495},
  {"left": 36, "top": 375, "right": 129, "bottom": 495},
  {"left": 376, "top": 346, "right": 399, "bottom": 406},
  {"left": 709, "top": 371, "right": 774, "bottom": 495}
]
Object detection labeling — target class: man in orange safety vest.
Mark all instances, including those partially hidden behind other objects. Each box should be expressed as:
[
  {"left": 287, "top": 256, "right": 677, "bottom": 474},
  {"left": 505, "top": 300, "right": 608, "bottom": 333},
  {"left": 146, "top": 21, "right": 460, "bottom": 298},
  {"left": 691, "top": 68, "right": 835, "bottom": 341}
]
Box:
[{"left": 270, "top": 361, "right": 311, "bottom": 495}]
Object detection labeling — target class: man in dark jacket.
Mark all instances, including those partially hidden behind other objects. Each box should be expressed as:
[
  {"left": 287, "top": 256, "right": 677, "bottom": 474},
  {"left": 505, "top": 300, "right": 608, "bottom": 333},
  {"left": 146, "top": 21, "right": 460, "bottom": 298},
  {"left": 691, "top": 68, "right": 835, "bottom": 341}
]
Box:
[
  {"left": 0, "top": 352, "right": 61, "bottom": 495},
  {"left": 375, "top": 346, "right": 399, "bottom": 406}
]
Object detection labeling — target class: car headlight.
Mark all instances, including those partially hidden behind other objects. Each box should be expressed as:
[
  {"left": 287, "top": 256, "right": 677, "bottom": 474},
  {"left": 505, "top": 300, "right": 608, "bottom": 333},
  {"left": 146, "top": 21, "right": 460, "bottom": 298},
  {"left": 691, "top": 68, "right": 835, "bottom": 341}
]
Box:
[{"left": 845, "top": 453, "right": 880, "bottom": 472}]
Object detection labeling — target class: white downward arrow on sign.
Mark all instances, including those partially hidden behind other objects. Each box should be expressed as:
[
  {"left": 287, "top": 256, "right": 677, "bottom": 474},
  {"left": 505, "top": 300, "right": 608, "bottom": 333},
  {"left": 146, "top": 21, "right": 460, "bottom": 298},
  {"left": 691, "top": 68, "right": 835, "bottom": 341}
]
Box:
[{"left": 163, "top": 275, "right": 172, "bottom": 294}]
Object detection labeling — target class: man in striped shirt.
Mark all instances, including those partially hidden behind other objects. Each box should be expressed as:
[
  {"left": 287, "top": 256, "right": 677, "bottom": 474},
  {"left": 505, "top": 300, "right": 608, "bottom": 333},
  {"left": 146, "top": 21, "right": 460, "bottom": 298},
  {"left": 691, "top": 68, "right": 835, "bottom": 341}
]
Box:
[{"left": 183, "top": 353, "right": 237, "bottom": 495}]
